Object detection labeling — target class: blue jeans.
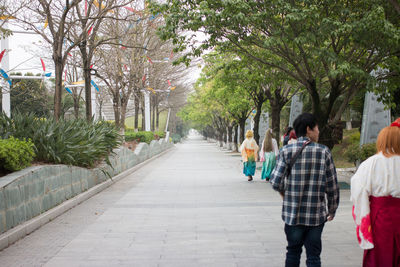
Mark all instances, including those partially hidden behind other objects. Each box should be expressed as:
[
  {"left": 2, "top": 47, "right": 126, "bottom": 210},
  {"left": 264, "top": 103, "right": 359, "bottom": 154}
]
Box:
[{"left": 284, "top": 223, "right": 325, "bottom": 267}]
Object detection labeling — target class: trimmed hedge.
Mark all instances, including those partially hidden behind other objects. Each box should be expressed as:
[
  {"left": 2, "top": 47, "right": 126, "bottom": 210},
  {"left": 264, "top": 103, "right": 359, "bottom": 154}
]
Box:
[
  {"left": 125, "top": 131, "right": 155, "bottom": 144},
  {"left": 0, "top": 137, "right": 35, "bottom": 172}
]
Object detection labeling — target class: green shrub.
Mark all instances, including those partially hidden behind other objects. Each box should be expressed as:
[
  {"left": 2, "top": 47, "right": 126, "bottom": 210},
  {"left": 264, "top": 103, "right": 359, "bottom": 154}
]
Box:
[
  {"left": 154, "top": 131, "right": 166, "bottom": 139},
  {"left": 344, "top": 143, "right": 376, "bottom": 166},
  {"left": 171, "top": 133, "right": 181, "bottom": 143},
  {"left": 125, "top": 131, "right": 154, "bottom": 144},
  {"left": 0, "top": 112, "right": 122, "bottom": 168},
  {"left": 348, "top": 131, "right": 361, "bottom": 145},
  {"left": 0, "top": 137, "right": 35, "bottom": 172},
  {"left": 360, "top": 143, "right": 376, "bottom": 162}
]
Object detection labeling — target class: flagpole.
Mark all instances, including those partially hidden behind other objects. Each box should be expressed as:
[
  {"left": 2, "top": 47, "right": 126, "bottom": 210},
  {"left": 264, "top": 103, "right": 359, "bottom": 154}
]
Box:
[{"left": 1, "top": 21, "right": 10, "bottom": 117}]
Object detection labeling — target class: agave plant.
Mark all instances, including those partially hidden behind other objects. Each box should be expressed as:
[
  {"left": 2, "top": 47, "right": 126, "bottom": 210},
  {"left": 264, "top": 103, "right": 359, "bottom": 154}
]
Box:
[{"left": 0, "top": 112, "right": 122, "bottom": 168}]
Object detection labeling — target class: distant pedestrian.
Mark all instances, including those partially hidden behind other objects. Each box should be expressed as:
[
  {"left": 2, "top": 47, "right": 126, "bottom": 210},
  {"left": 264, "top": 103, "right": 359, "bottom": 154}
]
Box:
[
  {"left": 240, "top": 130, "right": 259, "bottom": 181},
  {"left": 287, "top": 130, "right": 297, "bottom": 145},
  {"left": 260, "top": 129, "right": 279, "bottom": 182},
  {"left": 270, "top": 113, "right": 340, "bottom": 267},
  {"left": 282, "top": 126, "right": 293, "bottom": 146},
  {"left": 350, "top": 117, "right": 400, "bottom": 267}
]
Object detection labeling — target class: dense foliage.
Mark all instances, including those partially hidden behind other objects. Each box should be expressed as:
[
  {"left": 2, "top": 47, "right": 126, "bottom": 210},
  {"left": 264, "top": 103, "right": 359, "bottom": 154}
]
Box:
[
  {"left": 150, "top": 0, "right": 400, "bottom": 148},
  {"left": 0, "top": 112, "right": 122, "bottom": 168},
  {"left": 0, "top": 137, "right": 35, "bottom": 172},
  {"left": 125, "top": 131, "right": 156, "bottom": 144}
]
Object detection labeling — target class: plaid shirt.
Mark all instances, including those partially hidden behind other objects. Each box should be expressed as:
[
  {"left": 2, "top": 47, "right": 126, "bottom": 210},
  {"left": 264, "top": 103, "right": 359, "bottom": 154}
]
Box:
[{"left": 270, "top": 136, "right": 339, "bottom": 226}]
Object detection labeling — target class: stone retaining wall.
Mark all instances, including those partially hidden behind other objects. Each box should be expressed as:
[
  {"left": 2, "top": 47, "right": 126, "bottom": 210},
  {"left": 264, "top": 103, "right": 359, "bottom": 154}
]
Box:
[{"left": 0, "top": 139, "right": 173, "bottom": 234}]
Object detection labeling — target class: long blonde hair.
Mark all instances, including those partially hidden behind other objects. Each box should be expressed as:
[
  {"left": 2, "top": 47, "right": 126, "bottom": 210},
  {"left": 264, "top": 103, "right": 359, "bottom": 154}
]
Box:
[
  {"left": 245, "top": 130, "right": 254, "bottom": 139},
  {"left": 376, "top": 118, "right": 400, "bottom": 157},
  {"left": 263, "top": 129, "right": 273, "bottom": 153}
]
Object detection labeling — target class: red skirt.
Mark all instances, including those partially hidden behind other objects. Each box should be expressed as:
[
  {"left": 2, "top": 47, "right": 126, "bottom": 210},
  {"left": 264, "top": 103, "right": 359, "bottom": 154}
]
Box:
[{"left": 363, "top": 196, "right": 400, "bottom": 267}]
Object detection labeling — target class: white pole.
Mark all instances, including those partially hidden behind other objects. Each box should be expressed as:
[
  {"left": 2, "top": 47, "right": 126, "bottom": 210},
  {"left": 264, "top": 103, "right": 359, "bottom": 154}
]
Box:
[
  {"left": 144, "top": 91, "right": 151, "bottom": 131},
  {"left": 144, "top": 61, "right": 151, "bottom": 131},
  {"left": 165, "top": 107, "right": 171, "bottom": 132},
  {"left": 91, "top": 82, "right": 97, "bottom": 120},
  {"left": 1, "top": 22, "right": 10, "bottom": 117}
]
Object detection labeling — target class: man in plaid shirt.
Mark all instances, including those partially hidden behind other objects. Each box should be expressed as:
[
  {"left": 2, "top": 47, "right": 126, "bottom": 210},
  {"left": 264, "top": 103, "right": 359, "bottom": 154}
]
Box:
[{"left": 270, "top": 113, "right": 339, "bottom": 267}]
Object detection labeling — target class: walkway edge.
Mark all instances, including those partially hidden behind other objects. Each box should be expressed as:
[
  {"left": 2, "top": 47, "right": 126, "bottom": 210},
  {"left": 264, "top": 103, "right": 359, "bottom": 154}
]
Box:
[{"left": 0, "top": 147, "right": 175, "bottom": 251}]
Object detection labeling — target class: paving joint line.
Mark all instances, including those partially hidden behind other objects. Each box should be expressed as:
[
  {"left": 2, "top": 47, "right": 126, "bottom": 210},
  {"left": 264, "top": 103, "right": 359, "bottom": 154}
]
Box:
[{"left": 0, "top": 146, "right": 175, "bottom": 251}]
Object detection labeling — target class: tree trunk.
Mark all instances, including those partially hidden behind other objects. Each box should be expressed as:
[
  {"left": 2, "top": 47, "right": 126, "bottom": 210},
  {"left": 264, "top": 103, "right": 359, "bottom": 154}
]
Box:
[
  {"left": 233, "top": 124, "right": 239, "bottom": 152},
  {"left": 228, "top": 125, "right": 233, "bottom": 143},
  {"left": 53, "top": 55, "right": 63, "bottom": 121},
  {"left": 156, "top": 106, "right": 160, "bottom": 131},
  {"left": 120, "top": 98, "right": 127, "bottom": 131},
  {"left": 79, "top": 40, "right": 92, "bottom": 121},
  {"left": 270, "top": 101, "right": 282, "bottom": 148},
  {"left": 134, "top": 93, "right": 139, "bottom": 131},
  {"left": 112, "top": 92, "right": 120, "bottom": 128},
  {"left": 73, "top": 96, "right": 79, "bottom": 118},
  {"left": 219, "top": 130, "right": 224, "bottom": 147},
  {"left": 239, "top": 118, "right": 246, "bottom": 144},
  {"left": 253, "top": 100, "right": 263, "bottom": 145},
  {"left": 141, "top": 97, "right": 145, "bottom": 131},
  {"left": 223, "top": 129, "right": 227, "bottom": 146}
]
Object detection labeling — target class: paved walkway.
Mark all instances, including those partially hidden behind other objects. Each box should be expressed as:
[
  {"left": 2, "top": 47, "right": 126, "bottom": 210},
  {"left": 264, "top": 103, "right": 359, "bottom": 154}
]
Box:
[{"left": 0, "top": 134, "right": 362, "bottom": 266}]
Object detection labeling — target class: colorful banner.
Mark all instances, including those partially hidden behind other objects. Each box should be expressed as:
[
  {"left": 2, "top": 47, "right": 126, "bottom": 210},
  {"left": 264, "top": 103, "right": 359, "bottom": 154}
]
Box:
[
  {"left": 0, "top": 49, "right": 6, "bottom": 63},
  {"left": 0, "top": 69, "right": 12, "bottom": 86},
  {"left": 40, "top": 58, "right": 46, "bottom": 71},
  {"left": 88, "top": 26, "right": 93, "bottom": 35},
  {"left": 72, "top": 80, "right": 85, "bottom": 85},
  {"left": 91, "top": 80, "right": 100, "bottom": 92},
  {"left": 65, "top": 87, "right": 72, "bottom": 94}
]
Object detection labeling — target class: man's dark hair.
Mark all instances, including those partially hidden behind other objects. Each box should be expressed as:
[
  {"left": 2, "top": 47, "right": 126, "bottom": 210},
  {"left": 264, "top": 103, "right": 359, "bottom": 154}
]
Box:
[
  {"left": 284, "top": 126, "right": 293, "bottom": 137},
  {"left": 293, "top": 113, "right": 317, "bottom": 137}
]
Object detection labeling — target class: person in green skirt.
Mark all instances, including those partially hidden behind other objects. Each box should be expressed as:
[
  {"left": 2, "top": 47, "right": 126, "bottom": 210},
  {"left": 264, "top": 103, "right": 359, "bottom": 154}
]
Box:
[
  {"left": 260, "top": 129, "right": 279, "bottom": 182},
  {"left": 240, "top": 130, "right": 259, "bottom": 181}
]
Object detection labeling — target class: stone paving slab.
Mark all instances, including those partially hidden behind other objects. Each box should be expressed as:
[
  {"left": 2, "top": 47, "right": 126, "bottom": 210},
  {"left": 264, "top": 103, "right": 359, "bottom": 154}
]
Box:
[{"left": 0, "top": 135, "right": 362, "bottom": 266}]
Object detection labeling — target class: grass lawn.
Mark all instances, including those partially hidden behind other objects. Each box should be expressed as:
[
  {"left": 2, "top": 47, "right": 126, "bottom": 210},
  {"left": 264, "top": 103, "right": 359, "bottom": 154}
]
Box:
[
  {"left": 124, "top": 110, "right": 168, "bottom": 132},
  {"left": 331, "top": 128, "right": 359, "bottom": 168}
]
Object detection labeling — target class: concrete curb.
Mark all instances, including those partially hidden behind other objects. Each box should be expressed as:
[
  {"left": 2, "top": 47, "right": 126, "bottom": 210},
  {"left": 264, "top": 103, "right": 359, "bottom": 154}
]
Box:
[{"left": 0, "top": 146, "right": 175, "bottom": 251}]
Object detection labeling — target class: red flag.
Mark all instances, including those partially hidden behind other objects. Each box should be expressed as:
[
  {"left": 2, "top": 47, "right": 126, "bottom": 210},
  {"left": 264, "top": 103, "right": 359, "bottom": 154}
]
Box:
[
  {"left": 85, "top": 0, "right": 88, "bottom": 16},
  {"left": 124, "top": 64, "right": 128, "bottom": 71},
  {"left": 40, "top": 58, "right": 46, "bottom": 71},
  {"left": 88, "top": 26, "right": 93, "bottom": 35},
  {"left": 167, "top": 80, "right": 171, "bottom": 86},
  {"left": 146, "top": 56, "right": 153, "bottom": 64},
  {"left": 0, "top": 49, "right": 5, "bottom": 63},
  {"left": 64, "top": 69, "right": 67, "bottom": 81},
  {"left": 90, "top": 64, "right": 94, "bottom": 69},
  {"left": 68, "top": 52, "right": 72, "bottom": 56},
  {"left": 142, "top": 74, "right": 146, "bottom": 82},
  {"left": 123, "top": 6, "right": 135, "bottom": 12}
]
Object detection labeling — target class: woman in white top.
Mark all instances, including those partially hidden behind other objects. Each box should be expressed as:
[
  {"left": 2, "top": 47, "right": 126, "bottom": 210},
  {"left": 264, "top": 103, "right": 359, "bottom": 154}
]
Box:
[
  {"left": 259, "top": 129, "right": 279, "bottom": 181},
  {"left": 350, "top": 118, "right": 400, "bottom": 267}
]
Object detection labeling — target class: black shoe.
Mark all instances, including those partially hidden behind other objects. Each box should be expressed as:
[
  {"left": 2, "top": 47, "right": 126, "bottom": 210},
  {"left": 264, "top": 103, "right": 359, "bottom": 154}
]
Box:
[{"left": 248, "top": 176, "right": 253, "bottom": 181}]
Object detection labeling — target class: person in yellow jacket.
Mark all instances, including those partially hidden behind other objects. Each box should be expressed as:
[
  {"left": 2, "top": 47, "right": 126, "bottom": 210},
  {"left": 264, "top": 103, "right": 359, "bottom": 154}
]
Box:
[{"left": 239, "top": 130, "right": 259, "bottom": 181}]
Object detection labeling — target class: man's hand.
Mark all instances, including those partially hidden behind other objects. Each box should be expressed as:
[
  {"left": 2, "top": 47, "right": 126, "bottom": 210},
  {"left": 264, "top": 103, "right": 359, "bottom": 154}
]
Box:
[{"left": 327, "top": 214, "right": 334, "bottom": 221}]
